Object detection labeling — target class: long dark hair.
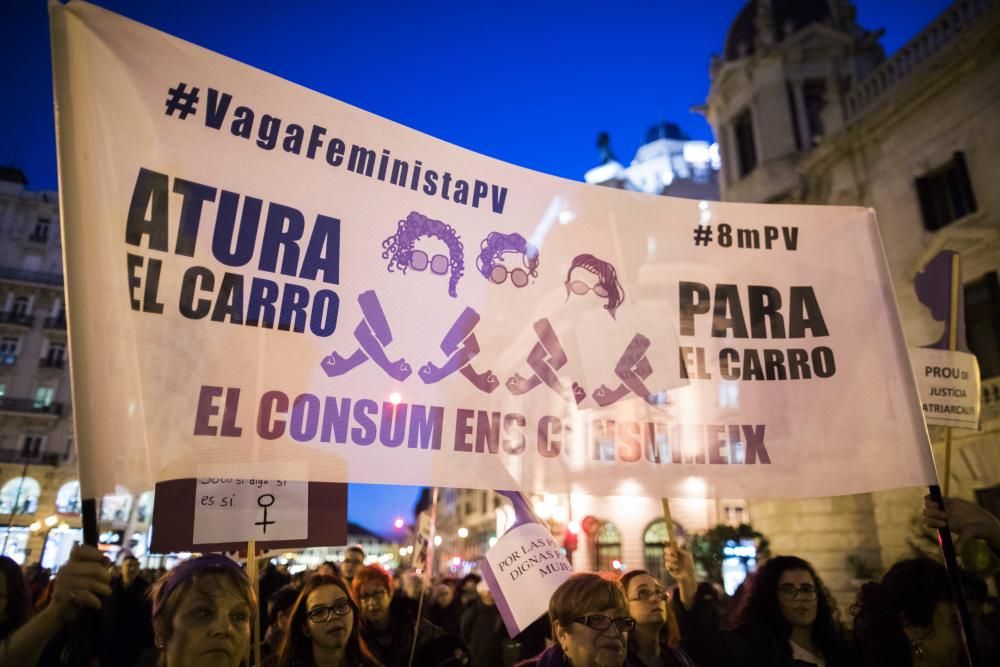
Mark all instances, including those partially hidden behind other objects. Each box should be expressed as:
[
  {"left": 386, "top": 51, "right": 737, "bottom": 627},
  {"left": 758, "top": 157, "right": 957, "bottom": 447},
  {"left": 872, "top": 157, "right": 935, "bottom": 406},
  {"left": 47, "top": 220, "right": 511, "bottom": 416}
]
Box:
[
  {"left": 727, "top": 556, "right": 850, "bottom": 662},
  {"left": 851, "top": 558, "right": 951, "bottom": 666},
  {"left": 0, "top": 556, "right": 32, "bottom": 639},
  {"left": 277, "top": 574, "right": 380, "bottom": 667}
]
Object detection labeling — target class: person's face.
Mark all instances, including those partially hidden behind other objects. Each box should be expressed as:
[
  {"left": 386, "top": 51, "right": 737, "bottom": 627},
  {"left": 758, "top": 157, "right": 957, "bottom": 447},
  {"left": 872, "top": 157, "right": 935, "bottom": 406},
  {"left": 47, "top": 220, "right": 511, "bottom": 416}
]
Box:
[
  {"left": 556, "top": 607, "right": 629, "bottom": 667},
  {"left": 433, "top": 583, "right": 454, "bottom": 608},
  {"left": 776, "top": 569, "right": 818, "bottom": 629},
  {"left": 626, "top": 574, "right": 667, "bottom": 627},
  {"left": 341, "top": 551, "right": 363, "bottom": 579},
  {"left": 358, "top": 580, "right": 392, "bottom": 625},
  {"left": 461, "top": 582, "right": 477, "bottom": 603},
  {"left": 401, "top": 572, "right": 422, "bottom": 599},
  {"left": 164, "top": 575, "right": 252, "bottom": 667},
  {"left": 122, "top": 558, "right": 140, "bottom": 585},
  {"left": 303, "top": 585, "right": 354, "bottom": 655},
  {"left": 566, "top": 267, "right": 608, "bottom": 301},
  {"left": 905, "top": 601, "right": 960, "bottom": 666},
  {"left": 478, "top": 586, "right": 494, "bottom": 606},
  {"left": 317, "top": 564, "right": 336, "bottom": 578}
]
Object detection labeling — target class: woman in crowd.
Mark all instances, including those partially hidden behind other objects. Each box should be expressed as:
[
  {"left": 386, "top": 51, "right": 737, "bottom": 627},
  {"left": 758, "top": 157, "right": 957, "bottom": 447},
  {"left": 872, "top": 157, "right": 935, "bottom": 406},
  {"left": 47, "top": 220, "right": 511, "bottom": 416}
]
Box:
[
  {"left": 0, "top": 544, "right": 111, "bottom": 665},
  {"left": 354, "top": 565, "right": 468, "bottom": 666},
  {"left": 427, "top": 578, "right": 463, "bottom": 636},
  {"left": 276, "top": 573, "right": 379, "bottom": 667},
  {"left": 517, "top": 572, "right": 634, "bottom": 667},
  {"left": 0, "top": 555, "right": 32, "bottom": 641},
  {"left": 149, "top": 552, "right": 256, "bottom": 667},
  {"left": 852, "top": 558, "right": 962, "bottom": 666},
  {"left": 672, "top": 551, "right": 854, "bottom": 666},
  {"left": 619, "top": 569, "right": 694, "bottom": 667}
]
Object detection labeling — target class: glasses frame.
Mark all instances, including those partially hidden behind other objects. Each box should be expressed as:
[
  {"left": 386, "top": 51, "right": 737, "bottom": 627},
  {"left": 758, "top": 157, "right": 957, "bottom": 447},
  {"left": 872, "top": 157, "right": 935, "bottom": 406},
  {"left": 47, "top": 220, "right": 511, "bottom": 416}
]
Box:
[
  {"left": 568, "top": 280, "right": 609, "bottom": 298},
  {"left": 776, "top": 583, "right": 818, "bottom": 601},
  {"left": 306, "top": 600, "right": 355, "bottom": 623},
  {"left": 628, "top": 588, "right": 669, "bottom": 603},
  {"left": 410, "top": 250, "right": 450, "bottom": 275},
  {"left": 572, "top": 614, "right": 636, "bottom": 633},
  {"left": 358, "top": 588, "right": 391, "bottom": 603}
]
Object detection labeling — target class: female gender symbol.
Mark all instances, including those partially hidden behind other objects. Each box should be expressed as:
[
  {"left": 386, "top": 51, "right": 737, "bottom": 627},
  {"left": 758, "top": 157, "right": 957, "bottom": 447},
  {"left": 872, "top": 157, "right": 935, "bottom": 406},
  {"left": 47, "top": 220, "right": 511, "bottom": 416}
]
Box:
[{"left": 255, "top": 493, "right": 276, "bottom": 534}]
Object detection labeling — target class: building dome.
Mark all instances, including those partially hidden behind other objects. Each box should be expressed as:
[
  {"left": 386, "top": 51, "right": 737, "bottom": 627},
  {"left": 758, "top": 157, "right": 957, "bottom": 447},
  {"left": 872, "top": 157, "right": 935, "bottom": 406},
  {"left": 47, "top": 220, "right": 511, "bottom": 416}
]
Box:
[{"left": 724, "top": 0, "right": 833, "bottom": 61}]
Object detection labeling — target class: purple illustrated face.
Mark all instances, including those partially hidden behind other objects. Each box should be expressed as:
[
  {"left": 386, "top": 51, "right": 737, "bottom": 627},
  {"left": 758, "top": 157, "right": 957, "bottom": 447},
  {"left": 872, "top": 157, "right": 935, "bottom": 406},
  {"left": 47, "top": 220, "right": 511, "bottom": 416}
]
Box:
[
  {"left": 477, "top": 231, "right": 540, "bottom": 288},
  {"left": 381, "top": 211, "right": 465, "bottom": 298},
  {"left": 564, "top": 253, "right": 624, "bottom": 319}
]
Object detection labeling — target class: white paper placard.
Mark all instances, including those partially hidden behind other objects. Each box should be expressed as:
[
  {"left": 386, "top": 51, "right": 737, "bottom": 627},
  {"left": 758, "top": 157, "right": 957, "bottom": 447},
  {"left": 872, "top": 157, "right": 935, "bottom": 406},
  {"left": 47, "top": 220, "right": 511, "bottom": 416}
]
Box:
[
  {"left": 483, "top": 522, "right": 572, "bottom": 636},
  {"left": 909, "top": 347, "right": 981, "bottom": 429},
  {"left": 193, "top": 469, "right": 309, "bottom": 544}
]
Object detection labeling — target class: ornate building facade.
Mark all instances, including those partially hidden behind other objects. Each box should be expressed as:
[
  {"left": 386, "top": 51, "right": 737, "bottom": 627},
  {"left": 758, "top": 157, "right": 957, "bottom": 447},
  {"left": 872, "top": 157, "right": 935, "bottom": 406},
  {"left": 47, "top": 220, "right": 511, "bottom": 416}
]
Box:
[{"left": 704, "top": 0, "right": 1000, "bottom": 603}]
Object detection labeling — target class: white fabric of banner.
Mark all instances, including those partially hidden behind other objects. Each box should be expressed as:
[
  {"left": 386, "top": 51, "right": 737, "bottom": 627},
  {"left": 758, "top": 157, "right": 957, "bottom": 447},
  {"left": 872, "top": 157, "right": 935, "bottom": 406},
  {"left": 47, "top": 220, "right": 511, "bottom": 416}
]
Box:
[{"left": 50, "top": 1, "right": 937, "bottom": 501}]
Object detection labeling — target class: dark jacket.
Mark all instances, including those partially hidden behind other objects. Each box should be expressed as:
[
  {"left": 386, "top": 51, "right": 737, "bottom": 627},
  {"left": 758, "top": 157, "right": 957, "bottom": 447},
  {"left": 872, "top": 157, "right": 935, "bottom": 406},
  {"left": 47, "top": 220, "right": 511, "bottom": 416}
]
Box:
[
  {"left": 360, "top": 596, "right": 469, "bottom": 667},
  {"left": 460, "top": 600, "right": 506, "bottom": 667}
]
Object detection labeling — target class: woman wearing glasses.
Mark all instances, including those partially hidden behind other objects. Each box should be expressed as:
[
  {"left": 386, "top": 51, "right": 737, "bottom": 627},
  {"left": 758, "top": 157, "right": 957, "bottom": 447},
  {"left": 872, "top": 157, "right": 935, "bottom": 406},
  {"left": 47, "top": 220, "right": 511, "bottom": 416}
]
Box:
[
  {"left": 671, "top": 552, "right": 854, "bottom": 666},
  {"left": 276, "top": 574, "right": 380, "bottom": 667},
  {"left": 517, "top": 572, "right": 634, "bottom": 667},
  {"left": 619, "top": 570, "right": 695, "bottom": 667}
]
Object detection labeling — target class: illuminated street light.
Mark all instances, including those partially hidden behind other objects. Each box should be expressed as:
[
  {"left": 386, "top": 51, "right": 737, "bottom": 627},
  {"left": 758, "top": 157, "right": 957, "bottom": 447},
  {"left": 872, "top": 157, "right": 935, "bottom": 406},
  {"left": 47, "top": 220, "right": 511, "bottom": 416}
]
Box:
[
  {"left": 457, "top": 527, "right": 469, "bottom": 538},
  {"left": 393, "top": 518, "right": 404, "bottom": 530},
  {"left": 433, "top": 535, "right": 442, "bottom": 546}
]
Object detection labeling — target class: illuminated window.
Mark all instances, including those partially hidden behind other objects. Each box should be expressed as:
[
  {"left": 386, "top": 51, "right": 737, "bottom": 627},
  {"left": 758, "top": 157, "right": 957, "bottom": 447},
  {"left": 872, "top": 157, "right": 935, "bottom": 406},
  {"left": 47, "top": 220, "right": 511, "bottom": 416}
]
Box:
[
  {"left": 56, "top": 480, "right": 82, "bottom": 514},
  {"left": 0, "top": 477, "right": 41, "bottom": 514},
  {"left": 594, "top": 521, "right": 622, "bottom": 572}
]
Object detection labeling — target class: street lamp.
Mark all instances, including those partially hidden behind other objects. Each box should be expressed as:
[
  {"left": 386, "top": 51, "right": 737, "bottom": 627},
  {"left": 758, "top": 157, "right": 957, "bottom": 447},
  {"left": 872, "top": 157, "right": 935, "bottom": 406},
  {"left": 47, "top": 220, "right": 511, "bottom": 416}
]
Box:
[
  {"left": 393, "top": 518, "right": 405, "bottom": 530},
  {"left": 457, "top": 527, "right": 469, "bottom": 538}
]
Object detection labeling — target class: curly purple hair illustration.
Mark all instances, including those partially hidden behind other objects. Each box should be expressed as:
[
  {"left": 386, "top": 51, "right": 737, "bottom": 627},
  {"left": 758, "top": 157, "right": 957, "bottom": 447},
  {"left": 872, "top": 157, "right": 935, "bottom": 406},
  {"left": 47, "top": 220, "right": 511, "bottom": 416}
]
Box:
[
  {"left": 565, "top": 253, "right": 625, "bottom": 319},
  {"left": 476, "top": 231, "right": 540, "bottom": 281},
  {"left": 381, "top": 211, "right": 465, "bottom": 298}
]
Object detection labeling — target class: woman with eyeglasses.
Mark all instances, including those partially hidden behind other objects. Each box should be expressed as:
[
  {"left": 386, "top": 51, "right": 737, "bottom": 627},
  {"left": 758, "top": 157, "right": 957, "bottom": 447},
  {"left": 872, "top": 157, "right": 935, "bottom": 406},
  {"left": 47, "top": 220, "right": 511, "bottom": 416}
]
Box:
[
  {"left": 619, "top": 570, "right": 695, "bottom": 667},
  {"left": 276, "top": 574, "right": 380, "bottom": 667},
  {"left": 516, "top": 572, "right": 634, "bottom": 667},
  {"left": 671, "top": 552, "right": 855, "bottom": 667}
]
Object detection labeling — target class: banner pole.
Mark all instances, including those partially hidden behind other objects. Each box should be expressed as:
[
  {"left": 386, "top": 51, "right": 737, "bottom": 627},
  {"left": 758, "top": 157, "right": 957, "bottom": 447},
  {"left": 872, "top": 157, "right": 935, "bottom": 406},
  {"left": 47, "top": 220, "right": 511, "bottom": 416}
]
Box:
[
  {"left": 409, "top": 487, "right": 438, "bottom": 667},
  {"left": 928, "top": 485, "right": 980, "bottom": 666},
  {"left": 247, "top": 540, "right": 260, "bottom": 667},
  {"left": 942, "top": 254, "right": 961, "bottom": 496},
  {"left": 660, "top": 498, "right": 676, "bottom": 549}
]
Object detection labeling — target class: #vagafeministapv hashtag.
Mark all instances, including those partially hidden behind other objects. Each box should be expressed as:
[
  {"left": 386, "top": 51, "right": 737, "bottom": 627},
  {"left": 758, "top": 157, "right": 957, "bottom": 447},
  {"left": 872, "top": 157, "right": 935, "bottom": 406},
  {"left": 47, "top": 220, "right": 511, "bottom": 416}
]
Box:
[
  {"left": 692, "top": 223, "right": 800, "bottom": 251},
  {"left": 164, "top": 82, "right": 200, "bottom": 119}
]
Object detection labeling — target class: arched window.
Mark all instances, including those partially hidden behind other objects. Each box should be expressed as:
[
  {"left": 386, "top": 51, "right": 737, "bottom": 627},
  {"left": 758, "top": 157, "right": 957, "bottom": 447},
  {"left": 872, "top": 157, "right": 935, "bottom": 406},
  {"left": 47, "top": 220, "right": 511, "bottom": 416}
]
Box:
[
  {"left": 643, "top": 519, "right": 669, "bottom": 581},
  {"left": 55, "top": 480, "right": 81, "bottom": 514},
  {"left": 0, "top": 477, "right": 41, "bottom": 514},
  {"left": 100, "top": 487, "right": 133, "bottom": 522},
  {"left": 642, "top": 519, "right": 687, "bottom": 583},
  {"left": 594, "top": 521, "right": 622, "bottom": 572}
]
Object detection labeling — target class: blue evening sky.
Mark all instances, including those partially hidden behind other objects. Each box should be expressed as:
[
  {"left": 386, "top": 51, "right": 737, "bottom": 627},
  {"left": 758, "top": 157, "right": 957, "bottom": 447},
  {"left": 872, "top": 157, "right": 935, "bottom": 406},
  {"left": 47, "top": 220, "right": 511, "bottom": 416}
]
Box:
[{"left": 0, "top": 0, "right": 951, "bottom": 535}]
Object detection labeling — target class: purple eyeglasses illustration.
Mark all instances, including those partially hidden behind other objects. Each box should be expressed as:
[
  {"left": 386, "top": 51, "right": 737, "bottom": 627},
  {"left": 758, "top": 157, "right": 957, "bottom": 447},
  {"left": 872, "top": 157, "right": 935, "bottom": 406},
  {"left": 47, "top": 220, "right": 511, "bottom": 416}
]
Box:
[
  {"left": 476, "top": 231, "right": 540, "bottom": 288},
  {"left": 382, "top": 211, "right": 465, "bottom": 298},
  {"left": 564, "top": 253, "right": 624, "bottom": 319}
]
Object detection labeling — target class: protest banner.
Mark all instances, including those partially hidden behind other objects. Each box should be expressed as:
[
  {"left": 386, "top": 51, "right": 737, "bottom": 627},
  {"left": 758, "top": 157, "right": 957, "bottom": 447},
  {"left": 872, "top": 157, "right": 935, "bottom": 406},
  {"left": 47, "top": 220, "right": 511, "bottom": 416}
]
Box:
[{"left": 50, "top": 1, "right": 937, "bottom": 512}]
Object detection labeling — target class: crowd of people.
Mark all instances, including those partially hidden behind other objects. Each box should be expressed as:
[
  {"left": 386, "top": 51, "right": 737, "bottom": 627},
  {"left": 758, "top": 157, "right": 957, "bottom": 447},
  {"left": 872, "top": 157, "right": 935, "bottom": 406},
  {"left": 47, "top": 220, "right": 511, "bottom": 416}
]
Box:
[{"left": 0, "top": 495, "right": 996, "bottom": 666}]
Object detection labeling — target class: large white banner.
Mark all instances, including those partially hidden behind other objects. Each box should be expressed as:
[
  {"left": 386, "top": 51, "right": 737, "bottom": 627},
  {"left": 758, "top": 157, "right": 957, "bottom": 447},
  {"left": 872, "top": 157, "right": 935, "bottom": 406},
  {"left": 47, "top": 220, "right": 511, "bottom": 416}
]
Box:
[{"left": 50, "top": 1, "right": 936, "bottom": 501}]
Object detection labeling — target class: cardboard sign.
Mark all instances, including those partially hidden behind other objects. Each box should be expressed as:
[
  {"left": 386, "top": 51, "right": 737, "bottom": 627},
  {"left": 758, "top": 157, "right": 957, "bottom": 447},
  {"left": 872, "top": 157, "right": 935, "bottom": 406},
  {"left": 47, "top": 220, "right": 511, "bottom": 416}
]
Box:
[
  {"left": 482, "top": 522, "right": 572, "bottom": 637},
  {"left": 910, "top": 347, "right": 981, "bottom": 429}
]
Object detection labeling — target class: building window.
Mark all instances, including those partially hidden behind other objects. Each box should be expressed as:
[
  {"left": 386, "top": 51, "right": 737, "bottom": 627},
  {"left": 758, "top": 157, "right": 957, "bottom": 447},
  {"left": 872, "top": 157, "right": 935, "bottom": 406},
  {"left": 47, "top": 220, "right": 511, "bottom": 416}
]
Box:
[
  {"left": 20, "top": 434, "right": 44, "bottom": 458},
  {"left": 0, "top": 337, "right": 17, "bottom": 365},
  {"left": 643, "top": 519, "right": 670, "bottom": 581},
  {"left": 11, "top": 297, "right": 29, "bottom": 317},
  {"left": 137, "top": 491, "right": 154, "bottom": 523},
  {"left": 100, "top": 489, "right": 133, "bottom": 523},
  {"left": 34, "top": 386, "right": 55, "bottom": 408},
  {"left": 56, "top": 480, "right": 82, "bottom": 514},
  {"left": 43, "top": 342, "right": 66, "bottom": 367},
  {"left": 786, "top": 83, "right": 802, "bottom": 151},
  {"left": 802, "top": 80, "right": 826, "bottom": 145},
  {"left": 0, "top": 477, "right": 41, "bottom": 514},
  {"left": 733, "top": 109, "right": 758, "bottom": 177},
  {"left": 965, "top": 272, "right": 1000, "bottom": 379},
  {"left": 594, "top": 521, "right": 622, "bottom": 572},
  {"left": 916, "top": 152, "right": 977, "bottom": 231},
  {"left": 30, "top": 219, "right": 51, "bottom": 244}
]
